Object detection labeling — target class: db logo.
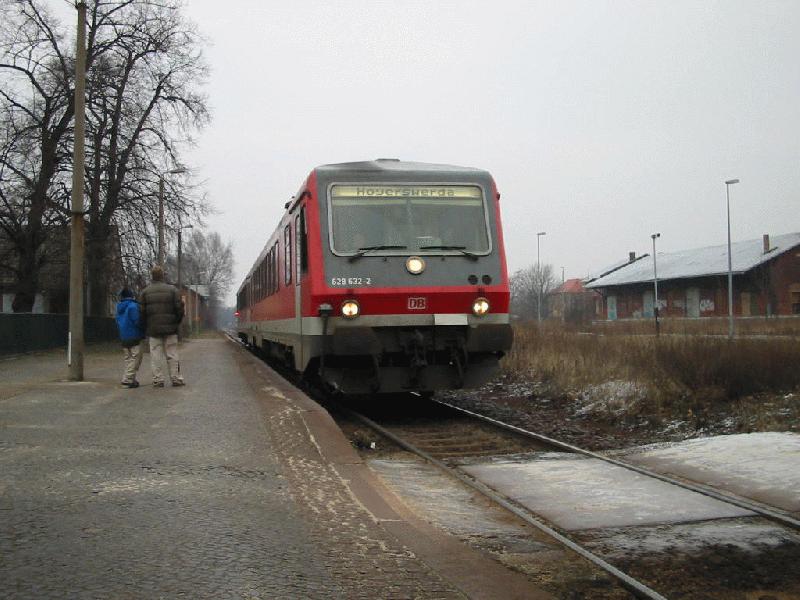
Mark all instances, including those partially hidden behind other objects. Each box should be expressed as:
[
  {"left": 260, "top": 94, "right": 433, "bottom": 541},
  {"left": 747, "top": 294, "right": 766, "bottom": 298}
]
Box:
[{"left": 408, "top": 297, "right": 427, "bottom": 310}]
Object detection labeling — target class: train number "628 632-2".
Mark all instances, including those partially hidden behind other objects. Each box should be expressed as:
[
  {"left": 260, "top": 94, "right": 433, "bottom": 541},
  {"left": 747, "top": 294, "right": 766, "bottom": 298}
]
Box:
[{"left": 330, "top": 277, "right": 372, "bottom": 287}]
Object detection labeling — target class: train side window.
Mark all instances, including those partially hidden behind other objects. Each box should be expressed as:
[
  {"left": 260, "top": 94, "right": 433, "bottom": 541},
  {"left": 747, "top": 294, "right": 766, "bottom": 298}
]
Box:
[
  {"left": 296, "top": 207, "right": 308, "bottom": 281},
  {"left": 274, "top": 242, "right": 279, "bottom": 292},
  {"left": 268, "top": 247, "right": 275, "bottom": 295},
  {"left": 284, "top": 224, "right": 292, "bottom": 285}
]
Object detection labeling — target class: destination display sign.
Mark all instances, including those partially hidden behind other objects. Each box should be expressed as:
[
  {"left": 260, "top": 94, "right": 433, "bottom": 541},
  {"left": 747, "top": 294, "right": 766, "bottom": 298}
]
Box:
[{"left": 331, "top": 185, "right": 481, "bottom": 198}]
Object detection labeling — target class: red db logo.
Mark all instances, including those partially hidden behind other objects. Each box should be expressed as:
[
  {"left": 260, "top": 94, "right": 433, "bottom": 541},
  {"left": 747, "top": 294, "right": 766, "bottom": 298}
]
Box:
[{"left": 408, "top": 297, "right": 427, "bottom": 310}]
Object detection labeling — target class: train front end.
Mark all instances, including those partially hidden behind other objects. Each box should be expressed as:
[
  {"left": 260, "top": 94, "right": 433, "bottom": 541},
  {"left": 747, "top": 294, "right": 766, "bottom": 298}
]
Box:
[{"left": 308, "top": 160, "right": 512, "bottom": 394}]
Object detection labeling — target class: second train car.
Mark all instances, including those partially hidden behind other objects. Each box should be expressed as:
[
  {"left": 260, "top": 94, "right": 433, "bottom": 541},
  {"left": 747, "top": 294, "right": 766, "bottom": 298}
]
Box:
[{"left": 236, "top": 159, "right": 512, "bottom": 394}]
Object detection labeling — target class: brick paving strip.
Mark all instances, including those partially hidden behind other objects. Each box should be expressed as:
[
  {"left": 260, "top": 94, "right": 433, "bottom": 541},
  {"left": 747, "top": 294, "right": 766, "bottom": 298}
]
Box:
[{"left": 0, "top": 337, "right": 550, "bottom": 599}]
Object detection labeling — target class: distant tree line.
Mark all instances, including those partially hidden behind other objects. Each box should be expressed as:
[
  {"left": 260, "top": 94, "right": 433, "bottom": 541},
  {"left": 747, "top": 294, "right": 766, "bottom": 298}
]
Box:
[
  {"left": 0, "top": 0, "right": 236, "bottom": 315},
  {"left": 510, "top": 263, "right": 557, "bottom": 321},
  {"left": 163, "top": 229, "right": 234, "bottom": 328}
]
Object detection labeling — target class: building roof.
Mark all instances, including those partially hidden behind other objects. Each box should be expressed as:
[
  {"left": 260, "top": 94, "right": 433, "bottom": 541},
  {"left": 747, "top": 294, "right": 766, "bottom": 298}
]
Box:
[
  {"left": 551, "top": 278, "right": 590, "bottom": 294},
  {"left": 583, "top": 254, "right": 650, "bottom": 283},
  {"left": 586, "top": 232, "right": 800, "bottom": 289}
]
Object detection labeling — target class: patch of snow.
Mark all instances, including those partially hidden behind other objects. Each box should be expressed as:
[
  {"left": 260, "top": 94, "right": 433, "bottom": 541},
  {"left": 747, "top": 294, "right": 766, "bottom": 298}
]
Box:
[
  {"left": 575, "top": 380, "right": 646, "bottom": 416},
  {"left": 587, "top": 520, "right": 800, "bottom": 559},
  {"left": 660, "top": 420, "right": 687, "bottom": 434},
  {"left": 625, "top": 432, "right": 800, "bottom": 512}
]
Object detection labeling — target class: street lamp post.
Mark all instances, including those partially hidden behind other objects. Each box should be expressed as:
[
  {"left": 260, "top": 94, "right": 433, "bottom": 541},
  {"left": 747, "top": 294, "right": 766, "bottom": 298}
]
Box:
[
  {"left": 176, "top": 224, "right": 192, "bottom": 339},
  {"left": 725, "top": 179, "right": 740, "bottom": 339},
  {"left": 191, "top": 270, "right": 207, "bottom": 336},
  {"left": 536, "top": 231, "right": 546, "bottom": 322},
  {"left": 651, "top": 233, "right": 661, "bottom": 336},
  {"left": 157, "top": 167, "right": 187, "bottom": 266}
]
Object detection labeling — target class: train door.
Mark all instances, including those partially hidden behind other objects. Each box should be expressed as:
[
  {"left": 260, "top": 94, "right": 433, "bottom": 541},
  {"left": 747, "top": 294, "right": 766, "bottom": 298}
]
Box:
[{"left": 294, "top": 206, "right": 308, "bottom": 369}]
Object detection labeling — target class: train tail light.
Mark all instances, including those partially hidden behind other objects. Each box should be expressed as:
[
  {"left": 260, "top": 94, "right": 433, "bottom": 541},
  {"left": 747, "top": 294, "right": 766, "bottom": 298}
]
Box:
[
  {"left": 472, "top": 297, "right": 490, "bottom": 316},
  {"left": 341, "top": 300, "right": 360, "bottom": 319}
]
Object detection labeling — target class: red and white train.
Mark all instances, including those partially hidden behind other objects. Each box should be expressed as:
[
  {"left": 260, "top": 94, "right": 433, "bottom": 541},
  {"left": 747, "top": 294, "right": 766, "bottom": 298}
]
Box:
[{"left": 236, "top": 159, "right": 512, "bottom": 394}]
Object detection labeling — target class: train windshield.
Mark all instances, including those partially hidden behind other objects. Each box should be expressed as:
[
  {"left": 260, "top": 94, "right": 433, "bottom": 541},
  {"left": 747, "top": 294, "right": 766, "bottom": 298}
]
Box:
[{"left": 329, "top": 185, "right": 490, "bottom": 255}]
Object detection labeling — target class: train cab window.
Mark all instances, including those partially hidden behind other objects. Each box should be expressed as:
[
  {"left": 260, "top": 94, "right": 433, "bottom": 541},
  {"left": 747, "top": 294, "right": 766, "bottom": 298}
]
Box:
[
  {"left": 284, "top": 225, "right": 292, "bottom": 285},
  {"left": 329, "top": 185, "right": 490, "bottom": 255},
  {"left": 296, "top": 207, "right": 308, "bottom": 280}
]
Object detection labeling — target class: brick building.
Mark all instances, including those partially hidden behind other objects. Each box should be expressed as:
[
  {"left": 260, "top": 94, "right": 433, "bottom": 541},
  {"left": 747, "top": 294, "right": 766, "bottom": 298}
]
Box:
[
  {"left": 586, "top": 232, "right": 800, "bottom": 320},
  {"left": 548, "top": 278, "right": 601, "bottom": 324}
]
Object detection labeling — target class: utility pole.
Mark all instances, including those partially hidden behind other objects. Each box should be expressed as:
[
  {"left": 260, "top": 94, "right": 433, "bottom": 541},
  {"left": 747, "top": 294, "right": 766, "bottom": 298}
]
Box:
[
  {"left": 725, "top": 179, "right": 740, "bottom": 340},
  {"left": 158, "top": 177, "right": 165, "bottom": 266},
  {"left": 68, "top": 1, "right": 87, "bottom": 380}
]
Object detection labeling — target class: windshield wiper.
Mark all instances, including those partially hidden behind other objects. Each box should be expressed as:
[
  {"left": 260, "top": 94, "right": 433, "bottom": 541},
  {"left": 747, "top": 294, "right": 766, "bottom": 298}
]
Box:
[
  {"left": 348, "top": 245, "right": 407, "bottom": 262},
  {"left": 419, "top": 245, "right": 479, "bottom": 261}
]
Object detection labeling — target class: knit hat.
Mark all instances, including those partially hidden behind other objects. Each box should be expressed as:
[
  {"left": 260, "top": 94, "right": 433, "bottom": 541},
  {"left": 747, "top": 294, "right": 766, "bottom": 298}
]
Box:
[{"left": 120, "top": 287, "right": 134, "bottom": 300}]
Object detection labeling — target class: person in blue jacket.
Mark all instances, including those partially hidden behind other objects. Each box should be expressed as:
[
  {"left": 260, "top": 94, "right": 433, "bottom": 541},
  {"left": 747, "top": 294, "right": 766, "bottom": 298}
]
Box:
[{"left": 115, "top": 287, "right": 145, "bottom": 388}]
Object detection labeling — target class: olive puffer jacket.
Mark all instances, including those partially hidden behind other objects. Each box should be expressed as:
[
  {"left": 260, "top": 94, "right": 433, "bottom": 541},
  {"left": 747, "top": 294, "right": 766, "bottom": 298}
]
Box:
[{"left": 140, "top": 281, "right": 184, "bottom": 337}]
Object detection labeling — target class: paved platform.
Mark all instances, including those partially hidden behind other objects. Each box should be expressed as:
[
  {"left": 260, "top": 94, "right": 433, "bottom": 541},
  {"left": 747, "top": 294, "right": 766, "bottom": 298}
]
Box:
[{"left": 0, "top": 337, "right": 548, "bottom": 599}]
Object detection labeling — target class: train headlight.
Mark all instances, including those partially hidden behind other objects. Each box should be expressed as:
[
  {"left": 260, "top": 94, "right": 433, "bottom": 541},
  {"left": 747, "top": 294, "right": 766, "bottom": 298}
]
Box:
[
  {"left": 472, "top": 297, "right": 490, "bottom": 316},
  {"left": 341, "top": 299, "right": 360, "bottom": 319},
  {"left": 406, "top": 256, "right": 426, "bottom": 275}
]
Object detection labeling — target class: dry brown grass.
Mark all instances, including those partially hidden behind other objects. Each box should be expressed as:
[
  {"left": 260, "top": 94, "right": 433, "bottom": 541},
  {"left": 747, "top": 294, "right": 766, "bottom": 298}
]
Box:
[
  {"left": 589, "top": 315, "right": 800, "bottom": 337},
  {"left": 504, "top": 323, "right": 800, "bottom": 402}
]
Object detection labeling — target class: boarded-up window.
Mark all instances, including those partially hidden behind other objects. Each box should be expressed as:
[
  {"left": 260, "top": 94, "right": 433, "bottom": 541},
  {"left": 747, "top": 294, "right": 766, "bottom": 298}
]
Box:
[
  {"left": 607, "top": 296, "right": 617, "bottom": 321},
  {"left": 686, "top": 288, "right": 700, "bottom": 318},
  {"left": 791, "top": 284, "right": 800, "bottom": 314}
]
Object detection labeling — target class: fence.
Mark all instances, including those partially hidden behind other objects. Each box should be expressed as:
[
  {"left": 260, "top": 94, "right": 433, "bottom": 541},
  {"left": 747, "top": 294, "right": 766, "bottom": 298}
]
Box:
[{"left": 0, "top": 314, "right": 118, "bottom": 355}]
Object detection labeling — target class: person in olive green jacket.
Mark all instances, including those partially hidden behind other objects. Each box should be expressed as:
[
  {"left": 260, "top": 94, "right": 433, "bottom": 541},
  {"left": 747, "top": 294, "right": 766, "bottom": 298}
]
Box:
[{"left": 140, "top": 265, "right": 185, "bottom": 387}]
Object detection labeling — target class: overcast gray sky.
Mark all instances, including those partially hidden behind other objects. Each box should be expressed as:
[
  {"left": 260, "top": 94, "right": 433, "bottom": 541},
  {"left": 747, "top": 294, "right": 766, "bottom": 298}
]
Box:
[{"left": 180, "top": 0, "right": 799, "bottom": 302}]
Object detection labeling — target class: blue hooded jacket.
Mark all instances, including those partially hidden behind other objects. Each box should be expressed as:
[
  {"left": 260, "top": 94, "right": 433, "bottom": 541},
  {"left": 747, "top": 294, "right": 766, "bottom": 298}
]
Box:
[{"left": 116, "top": 297, "right": 144, "bottom": 347}]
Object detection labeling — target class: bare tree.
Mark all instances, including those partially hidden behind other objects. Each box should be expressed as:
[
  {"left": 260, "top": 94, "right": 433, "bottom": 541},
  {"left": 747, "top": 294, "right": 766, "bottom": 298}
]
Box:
[
  {"left": 0, "top": 0, "right": 209, "bottom": 313},
  {"left": 83, "top": 0, "right": 209, "bottom": 314},
  {"left": 170, "top": 229, "right": 234, "bottom": 327},
  {"left": 0, "top": 0, "right": 75, "bottom": 311},
  {"left": 510, "top": 263, "right": 557, "bottom": 321}
]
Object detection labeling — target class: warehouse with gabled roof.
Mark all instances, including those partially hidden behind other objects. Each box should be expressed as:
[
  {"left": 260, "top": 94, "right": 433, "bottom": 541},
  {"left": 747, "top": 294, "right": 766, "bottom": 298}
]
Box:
[{"left": 585, "top": 232, "right": 800, "bottom": 320}]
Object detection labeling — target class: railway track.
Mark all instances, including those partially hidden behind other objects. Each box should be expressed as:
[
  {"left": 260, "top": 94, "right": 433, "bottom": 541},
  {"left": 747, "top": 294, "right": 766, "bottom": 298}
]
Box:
[
  {"left": 432, "top": 399, "right": 800, "bottom": 532},
  {"left": 335, "top": 395, "right": 800, "bottom": 600}
]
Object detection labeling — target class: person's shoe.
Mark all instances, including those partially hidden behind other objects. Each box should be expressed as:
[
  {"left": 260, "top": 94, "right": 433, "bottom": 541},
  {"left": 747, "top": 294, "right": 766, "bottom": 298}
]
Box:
[
  {"left": 153, "top": 381, "right": 165, "bottom": 388},
  {"left": 171, "top": 379, "right": 186, "bottom": 387},
  {"left": 121, "top": 380, "right": 139, "bottom": 388}
]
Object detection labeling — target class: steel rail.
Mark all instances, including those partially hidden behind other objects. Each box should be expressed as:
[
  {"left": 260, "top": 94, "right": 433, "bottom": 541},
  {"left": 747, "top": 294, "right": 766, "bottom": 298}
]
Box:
[
  {"left": 434, "top": 399, "right": 800, "bottom": 532},
  {"left": 340, "top": 404, "right": 669, "bottom": 600}
]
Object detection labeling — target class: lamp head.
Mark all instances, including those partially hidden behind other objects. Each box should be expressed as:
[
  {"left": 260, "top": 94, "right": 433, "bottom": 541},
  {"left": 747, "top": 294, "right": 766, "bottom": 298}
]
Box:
[{"left": 725, "top": 179, "right": 740, "bottom": 185}]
